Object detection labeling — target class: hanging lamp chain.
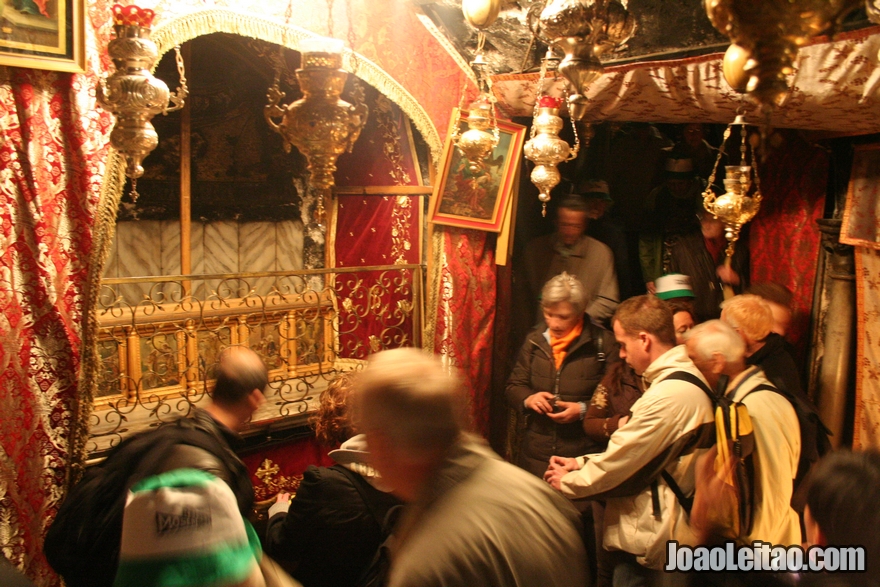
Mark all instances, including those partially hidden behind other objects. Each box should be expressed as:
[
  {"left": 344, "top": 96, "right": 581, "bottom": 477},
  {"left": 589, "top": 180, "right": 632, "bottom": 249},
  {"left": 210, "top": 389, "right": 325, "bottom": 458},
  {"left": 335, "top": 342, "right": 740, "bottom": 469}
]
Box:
[
  {"left": 326, "top": 0, "right": 335, "bottom": 38},
  {"left": 345, "top": 0, "right": 359, "bottom": 74}
]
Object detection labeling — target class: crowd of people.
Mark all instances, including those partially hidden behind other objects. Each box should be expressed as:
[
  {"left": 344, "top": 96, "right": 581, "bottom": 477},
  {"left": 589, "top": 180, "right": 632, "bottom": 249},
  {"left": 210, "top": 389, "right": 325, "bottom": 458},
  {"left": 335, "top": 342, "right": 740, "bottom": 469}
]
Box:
[{"left": 30, "top": 123, "right": 875, "bottom": 587}]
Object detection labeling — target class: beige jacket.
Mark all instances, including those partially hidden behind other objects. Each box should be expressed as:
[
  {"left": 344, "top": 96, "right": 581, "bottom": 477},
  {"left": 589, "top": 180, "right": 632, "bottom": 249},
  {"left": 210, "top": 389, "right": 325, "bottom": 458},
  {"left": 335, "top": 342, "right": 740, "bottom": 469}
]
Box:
[
  {"left": 726, "top": 367, "right": 802, "bottom": 546},
  {"left": 389, "top": 434, "right": 588, "bottom": 587},
  {"left": 560, "top": 345, "right": 715, "bottom": 569}
]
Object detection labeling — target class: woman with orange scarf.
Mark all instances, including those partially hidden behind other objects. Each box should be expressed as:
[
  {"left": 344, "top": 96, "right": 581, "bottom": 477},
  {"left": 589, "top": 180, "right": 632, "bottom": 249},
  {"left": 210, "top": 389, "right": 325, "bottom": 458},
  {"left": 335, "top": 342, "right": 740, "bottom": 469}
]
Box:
[{"left": 506, "top": 273, "right": 617, "bottom": 478}]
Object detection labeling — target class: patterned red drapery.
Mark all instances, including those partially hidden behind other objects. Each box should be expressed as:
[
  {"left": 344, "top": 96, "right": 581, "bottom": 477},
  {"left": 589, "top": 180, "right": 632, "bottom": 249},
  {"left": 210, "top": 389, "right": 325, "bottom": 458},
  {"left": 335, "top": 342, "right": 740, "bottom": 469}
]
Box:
[
  {"left": 0, "top": 2, "right": 466, "bottom": 583},
  {"left": 0, "top": 67, "right": 113, "bottom": 583},
  {"left": 749, "top": 131, "right": 828, "bottom": 363},
  {"left": 432, "top": 228, "right": 497, "bottom": 436}
]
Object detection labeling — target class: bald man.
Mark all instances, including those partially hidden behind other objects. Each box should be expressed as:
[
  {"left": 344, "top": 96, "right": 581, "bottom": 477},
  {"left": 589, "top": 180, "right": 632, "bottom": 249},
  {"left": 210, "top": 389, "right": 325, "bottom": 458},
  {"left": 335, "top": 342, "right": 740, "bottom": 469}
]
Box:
[{"left": 142, "top": 345, "right": 268, "bottom": 515}]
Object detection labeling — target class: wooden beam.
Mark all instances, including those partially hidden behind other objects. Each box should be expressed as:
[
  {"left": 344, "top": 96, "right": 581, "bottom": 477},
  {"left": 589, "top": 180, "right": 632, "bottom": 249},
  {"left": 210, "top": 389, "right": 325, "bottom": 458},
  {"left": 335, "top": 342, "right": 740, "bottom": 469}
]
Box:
[{"left": 180, "top": 42, "right": 192, "bottom": 294}]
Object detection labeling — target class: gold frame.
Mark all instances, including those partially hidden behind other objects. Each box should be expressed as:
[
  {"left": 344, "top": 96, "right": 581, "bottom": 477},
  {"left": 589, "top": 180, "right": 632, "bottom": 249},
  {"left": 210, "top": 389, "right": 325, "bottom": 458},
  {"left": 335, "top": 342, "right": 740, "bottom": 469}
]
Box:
[
  {"left": 428, "top": 109, "right": 526, "bottom": 233},
  {"left": 0, "top": 0, "right": 86, "bottom": 73}
]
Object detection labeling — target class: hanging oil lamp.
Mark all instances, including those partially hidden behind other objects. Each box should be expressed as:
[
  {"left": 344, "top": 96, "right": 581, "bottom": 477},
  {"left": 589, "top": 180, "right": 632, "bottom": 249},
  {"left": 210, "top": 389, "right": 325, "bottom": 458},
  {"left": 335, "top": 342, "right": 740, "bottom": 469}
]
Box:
[
  {"left": 453, "top": 94, "right": 500, "bottom": 174},
  {"left": 97, "top": 4, "right": 188, "bottom": 201},
  {"left": 265, "top": 37, "right": 368, "bottom": 224},
  {"left": 705, "top": 0, "right": 862, "bottom": 110},
  {"left": 536, "top": 0, "right": 636, "bottom": 120},
  {"left": 703, "top": 113, "right": 762, "bottom": 297},
  {"left": 523, "top": 95, "right": 577, "bottom": 217}
]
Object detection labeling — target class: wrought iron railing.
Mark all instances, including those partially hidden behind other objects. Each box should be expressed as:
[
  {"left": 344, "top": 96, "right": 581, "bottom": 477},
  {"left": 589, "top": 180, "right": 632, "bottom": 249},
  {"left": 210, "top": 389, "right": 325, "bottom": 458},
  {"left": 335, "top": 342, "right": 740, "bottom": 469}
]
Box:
[{"left": 88, "top": 264, "right": 423, "bottom": 454}]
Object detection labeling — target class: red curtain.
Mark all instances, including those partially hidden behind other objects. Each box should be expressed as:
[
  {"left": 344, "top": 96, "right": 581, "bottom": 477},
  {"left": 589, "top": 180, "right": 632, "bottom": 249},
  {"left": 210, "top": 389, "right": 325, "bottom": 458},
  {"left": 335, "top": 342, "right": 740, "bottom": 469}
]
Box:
[
  {"left": 0, "top": 68, "right": 112, "bottom": 583},
  {"left": 749, "top": 131, "right": 828, "bottom": 362},
  {"left": 433, "top": 228, "right": 497, "bottom": 436}
]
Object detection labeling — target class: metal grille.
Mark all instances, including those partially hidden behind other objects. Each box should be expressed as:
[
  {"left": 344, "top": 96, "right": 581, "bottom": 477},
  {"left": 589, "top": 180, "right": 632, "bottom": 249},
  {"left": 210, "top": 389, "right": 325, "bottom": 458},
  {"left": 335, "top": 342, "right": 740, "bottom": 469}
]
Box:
[{"left": 89, "top": 264, "right": 423, "bottom": 453}]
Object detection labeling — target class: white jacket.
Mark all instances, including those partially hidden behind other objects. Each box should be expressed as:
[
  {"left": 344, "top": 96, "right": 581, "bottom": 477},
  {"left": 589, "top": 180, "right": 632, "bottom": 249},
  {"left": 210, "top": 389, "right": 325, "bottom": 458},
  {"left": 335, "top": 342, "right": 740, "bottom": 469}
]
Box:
[
  {"left": 726, "top": 367, "right": 802, "bottom": 546},
  {"left": 560, "top": 345, "right": 715, "bottom": 569}
]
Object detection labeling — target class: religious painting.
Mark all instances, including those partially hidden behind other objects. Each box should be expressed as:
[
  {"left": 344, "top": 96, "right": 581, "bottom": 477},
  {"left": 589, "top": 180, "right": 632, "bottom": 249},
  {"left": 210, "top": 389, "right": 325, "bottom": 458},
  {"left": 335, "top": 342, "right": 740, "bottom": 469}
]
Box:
[
  {"left": 0, "top": 0, "right": 85, "bottom": 72},
  {"left": 428, "top": 111, "right": 526, "bottom": 232},
  {"left": 841, "top": 143, "right": 880, "bottom": 250}
]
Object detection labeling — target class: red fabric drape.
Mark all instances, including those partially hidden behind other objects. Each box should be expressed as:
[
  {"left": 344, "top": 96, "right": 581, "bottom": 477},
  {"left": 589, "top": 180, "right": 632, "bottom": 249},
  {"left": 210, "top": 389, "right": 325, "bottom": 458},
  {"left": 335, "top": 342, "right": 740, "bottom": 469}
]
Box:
[
  {"left": 335, "top": 195, "right": 421, "bottom": 358},
  {"left": 0, "top": 68, "right": 112, "bottom": 583},
  {"left": 433, "top": 228, "right": 497, "bottom": 436},
  {"left": 749, "top": 131, "right": 828, "bottom": 363}
]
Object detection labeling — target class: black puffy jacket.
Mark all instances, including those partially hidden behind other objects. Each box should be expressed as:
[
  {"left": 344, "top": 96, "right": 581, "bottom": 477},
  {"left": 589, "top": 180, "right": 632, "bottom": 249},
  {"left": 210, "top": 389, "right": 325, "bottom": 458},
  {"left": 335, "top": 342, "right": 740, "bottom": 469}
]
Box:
[{"left": 506, "top": 323, "right": 617, "bottom": 477}]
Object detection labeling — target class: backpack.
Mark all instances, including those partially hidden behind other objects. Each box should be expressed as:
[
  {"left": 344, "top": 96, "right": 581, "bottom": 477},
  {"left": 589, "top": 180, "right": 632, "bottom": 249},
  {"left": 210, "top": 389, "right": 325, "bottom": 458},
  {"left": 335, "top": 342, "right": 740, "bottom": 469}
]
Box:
[
  {"left": 761, "top": 373, "right": 832, "bottom": 512},
  {"left": 661, "top": 371, "right": 766, "bottom": 541},
  {"left": 44, "top": 417, "right": 240, "bottom": 587}
]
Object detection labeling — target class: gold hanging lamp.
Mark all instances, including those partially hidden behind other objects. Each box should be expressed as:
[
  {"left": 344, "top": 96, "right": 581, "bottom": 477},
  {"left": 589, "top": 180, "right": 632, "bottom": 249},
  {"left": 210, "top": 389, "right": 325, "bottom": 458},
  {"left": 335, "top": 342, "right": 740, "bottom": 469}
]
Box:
[
  {"left": 265, "top": 0, "right": 368, "bottom": 226},
  {"left": 705, "top": 0, "right": 863, "bottom": 111},
  {"left": 702, "top": 112, "right": 763, "bottom": 298},
  {"left": 523, "top": 52, "right": 579, "bottom": 217},
  {"left": 534, "top": 0, "right": 636, "bottom": 120},
  {"left": 451, "top": 0, "right": 503, "bottom": 176}
]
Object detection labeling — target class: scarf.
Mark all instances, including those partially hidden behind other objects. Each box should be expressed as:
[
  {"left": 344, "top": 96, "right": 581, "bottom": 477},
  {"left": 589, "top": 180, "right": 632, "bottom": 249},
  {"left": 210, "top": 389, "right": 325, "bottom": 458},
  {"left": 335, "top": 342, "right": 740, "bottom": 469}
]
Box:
[{"left": 550, "top": 320, "right": 584, "bottom": 370}]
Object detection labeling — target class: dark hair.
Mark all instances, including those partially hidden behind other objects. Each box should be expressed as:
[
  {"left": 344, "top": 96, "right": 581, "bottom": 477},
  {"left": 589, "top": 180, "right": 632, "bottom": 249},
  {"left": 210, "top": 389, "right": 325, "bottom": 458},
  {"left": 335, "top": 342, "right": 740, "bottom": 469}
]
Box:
[
  {"left": 745, "top": 282, "right": 793, "bottom": 309},
  {"left": 210, "top": 347, "right": 268, "bottom": 406},
  {"left": 310, "top": 373, "right": 356, "bottom": 447},
  {"left": 807, "top": 450, "right": 880, "bottom": 584},
  {"left": 664, "top": 298, "right": 696, "bottom": 321},
  {"left": 613, "top": 295, "right": 676, "bottom": 347}
]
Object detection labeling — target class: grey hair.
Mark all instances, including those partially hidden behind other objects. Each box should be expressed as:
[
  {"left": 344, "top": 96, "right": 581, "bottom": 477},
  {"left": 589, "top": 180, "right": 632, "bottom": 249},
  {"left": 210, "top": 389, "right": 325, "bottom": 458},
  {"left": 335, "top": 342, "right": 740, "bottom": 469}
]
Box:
[
  {"left": 541, "top": 272, "right": 588, "bottom": 315},
  {"left": 684, "top": 319, "right": 746, "bottom": 364}
]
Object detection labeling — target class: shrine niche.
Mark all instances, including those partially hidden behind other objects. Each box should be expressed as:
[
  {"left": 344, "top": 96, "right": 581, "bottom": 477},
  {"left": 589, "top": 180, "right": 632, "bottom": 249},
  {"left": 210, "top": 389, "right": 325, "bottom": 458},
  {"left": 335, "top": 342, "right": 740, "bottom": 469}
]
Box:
[{"left": 90, "top": 32, "right": 429, "bottom": 455}]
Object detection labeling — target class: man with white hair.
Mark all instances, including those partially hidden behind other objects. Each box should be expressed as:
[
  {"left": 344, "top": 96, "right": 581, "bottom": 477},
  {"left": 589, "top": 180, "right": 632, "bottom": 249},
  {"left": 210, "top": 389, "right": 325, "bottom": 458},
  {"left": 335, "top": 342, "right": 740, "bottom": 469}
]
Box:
[
  {"left": 352, "top": 348, "right": 588, "bottom": 587},
  {"left": 684, "top": 320, "right": 802, "bottom": 545}
]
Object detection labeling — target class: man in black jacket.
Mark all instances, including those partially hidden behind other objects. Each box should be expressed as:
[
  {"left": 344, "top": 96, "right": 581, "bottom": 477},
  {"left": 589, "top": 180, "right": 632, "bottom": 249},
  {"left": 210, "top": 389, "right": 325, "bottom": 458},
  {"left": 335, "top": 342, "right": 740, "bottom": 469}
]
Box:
[
  {"left": 150, "top": 345, "right": 268, "bottom": 514},
  {"left": 44, "top": 346, "right": 268, "bottom": 587}
]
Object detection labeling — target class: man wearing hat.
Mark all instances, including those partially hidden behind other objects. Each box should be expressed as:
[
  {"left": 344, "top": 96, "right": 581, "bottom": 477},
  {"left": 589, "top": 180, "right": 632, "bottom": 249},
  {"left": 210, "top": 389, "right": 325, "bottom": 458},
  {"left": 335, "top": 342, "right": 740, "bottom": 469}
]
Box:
[
  {"left": 114, "top": 468, "right": 297, "bottom": 587},
  {"left": 524, "top": 191, "right": 619, "bottom": 326},
  {"left": 667, "top": 207, "right": 749, "bottom": 322},
  {"left": 639, "top": 156, "right": 706, "bottom": 293}
]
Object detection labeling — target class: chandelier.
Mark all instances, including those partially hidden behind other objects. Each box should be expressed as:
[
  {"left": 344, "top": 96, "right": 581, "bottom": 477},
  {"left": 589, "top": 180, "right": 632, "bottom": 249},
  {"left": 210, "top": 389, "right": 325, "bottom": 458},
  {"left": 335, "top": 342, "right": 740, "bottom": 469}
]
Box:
[
  {"left": 98, "top": 4, "right": 188, "bottom": 201},
  {"left": 533, "top": 0, "right": 636, "bottom": 120},
  {"left": 450, "top": 1, "right": 502, "bottom": 175},
  {"left": 523, "top": 52, "right": 579, "bottom": 217},
  {"left": 702, "top": 113, "right": 762, "bottom": 297},
  {"left": 265, "top": 36, "right": 368, "bottom": 225},
  {"left": 705, "top": 0, "right": 864, "bottom": 110}
]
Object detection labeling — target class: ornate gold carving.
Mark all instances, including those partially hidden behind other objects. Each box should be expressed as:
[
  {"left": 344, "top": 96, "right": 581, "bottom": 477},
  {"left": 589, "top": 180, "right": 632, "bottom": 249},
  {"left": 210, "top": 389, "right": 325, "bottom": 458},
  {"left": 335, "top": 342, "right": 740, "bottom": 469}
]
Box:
[
  {"left": 705, "top": 0, "right": 862, "bottom": 109},
  {"left": 252, "top": 458, "right": 303, "bottom": 503},
  {"left": 391, "top": 195, "right": 413, "bottom": 265}
]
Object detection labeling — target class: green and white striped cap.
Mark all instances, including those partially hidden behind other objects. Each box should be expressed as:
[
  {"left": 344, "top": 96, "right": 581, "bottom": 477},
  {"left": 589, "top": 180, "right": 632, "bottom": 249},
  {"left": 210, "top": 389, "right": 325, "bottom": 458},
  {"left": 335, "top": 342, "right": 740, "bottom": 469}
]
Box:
[
  {"left": 114, "top": 469, "right": 261, "bottom": 587},
  {"left": 655, "top": 273, "right": 695, "bottom": 300}
]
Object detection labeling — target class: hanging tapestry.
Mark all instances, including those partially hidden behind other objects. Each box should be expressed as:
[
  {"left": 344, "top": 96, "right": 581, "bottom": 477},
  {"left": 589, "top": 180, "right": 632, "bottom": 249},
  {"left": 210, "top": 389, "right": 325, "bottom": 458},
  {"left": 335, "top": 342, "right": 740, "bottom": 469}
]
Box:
[
  {"left": 854, "top": 248, "right": 880, "bottom": 450},
  {"left": 749, "top": 131, "right": 827, "bottom": 363}
]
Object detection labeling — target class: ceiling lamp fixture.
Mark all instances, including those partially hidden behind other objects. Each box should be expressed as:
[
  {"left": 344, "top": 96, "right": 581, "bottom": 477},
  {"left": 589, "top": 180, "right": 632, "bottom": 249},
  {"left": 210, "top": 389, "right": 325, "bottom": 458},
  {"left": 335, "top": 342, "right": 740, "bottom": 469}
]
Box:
[
  {"left": 265, "top": 1, "right": 368, "bottom": 226},
  {"left": 523, "top": 53, "right": 579, "bottom": 217},
  {"left": 98, "top": 4, "right": 188, "bottom": 202},
  {"left": 534, "top": 0, "right": 636, "bottom": 121},
  {"left": 450, "top": 1, "right": 502, "bottom": 175},
  {"left": 702, "top": 112, "right": 762, "bottom": 299},
  {"left": 705, "top": 0, "right": 864, "bottom": 111}
]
